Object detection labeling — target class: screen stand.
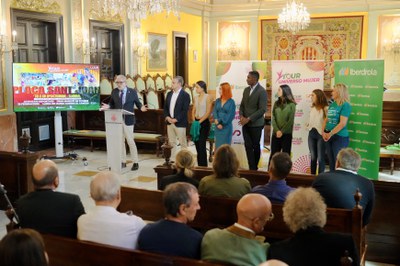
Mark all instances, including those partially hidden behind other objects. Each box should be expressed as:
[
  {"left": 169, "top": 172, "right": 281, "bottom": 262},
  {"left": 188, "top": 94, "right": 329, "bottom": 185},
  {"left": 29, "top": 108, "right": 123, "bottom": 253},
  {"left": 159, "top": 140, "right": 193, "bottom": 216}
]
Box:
[{"left": 54, "top": 111, "right": 63, "bottom": 158}]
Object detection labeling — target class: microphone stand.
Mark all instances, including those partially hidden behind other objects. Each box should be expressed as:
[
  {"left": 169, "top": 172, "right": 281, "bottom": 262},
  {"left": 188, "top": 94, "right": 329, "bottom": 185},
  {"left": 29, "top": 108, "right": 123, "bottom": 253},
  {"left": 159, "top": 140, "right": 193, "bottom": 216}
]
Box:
[{"left": 0, "top": 182, "right": 20, "bottom": 228}]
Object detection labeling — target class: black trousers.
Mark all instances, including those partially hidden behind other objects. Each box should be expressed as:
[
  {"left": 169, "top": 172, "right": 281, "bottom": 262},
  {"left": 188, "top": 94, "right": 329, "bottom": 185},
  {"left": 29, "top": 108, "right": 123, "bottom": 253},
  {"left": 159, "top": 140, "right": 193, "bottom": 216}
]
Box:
[
  {"left": 269, "top": 133, "right": 293, "bottom": 167},
  {"left": 243, "top": 125, "right": 263, "bottom": 170},
  {"left": 194, "top": 119, "right": 210, "bottom": 166}
]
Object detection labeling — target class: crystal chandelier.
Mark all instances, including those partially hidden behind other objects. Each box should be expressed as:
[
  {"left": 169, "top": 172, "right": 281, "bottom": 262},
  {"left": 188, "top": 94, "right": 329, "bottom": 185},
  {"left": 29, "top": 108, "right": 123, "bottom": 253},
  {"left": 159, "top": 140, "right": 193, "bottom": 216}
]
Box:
[
  {"left": 95, "top": 0, "right": 180, "bottom": 27},
  {"left": 278, "top": 0, "right": 310, "bottom": 34}
]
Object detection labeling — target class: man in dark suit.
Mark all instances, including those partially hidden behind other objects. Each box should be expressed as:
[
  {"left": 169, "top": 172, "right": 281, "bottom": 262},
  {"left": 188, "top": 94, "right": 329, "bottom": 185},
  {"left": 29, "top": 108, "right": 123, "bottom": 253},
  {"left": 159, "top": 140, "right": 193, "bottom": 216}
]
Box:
[
  {"left": 240, "top": 71, "right": 267, "bottom": 170},
  {"left": 16, "top": 160, "right": 85, "bottom": 238},
  {"left": 312, "top": 148, "right": 375, "bottom": 226},
  {"left": 164, "top": 76, "right": 190, "bottom": 158},
  {"left": 101, "top": 74, "right": 147, "bottom": 171}
]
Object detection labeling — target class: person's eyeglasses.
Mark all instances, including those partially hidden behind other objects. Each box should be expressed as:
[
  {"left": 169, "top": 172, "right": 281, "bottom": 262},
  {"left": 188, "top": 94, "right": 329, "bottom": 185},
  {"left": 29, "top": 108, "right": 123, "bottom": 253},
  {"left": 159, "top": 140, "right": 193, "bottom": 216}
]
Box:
[{"left": 116, "top": 81, "right": 125, "bottom": 84}]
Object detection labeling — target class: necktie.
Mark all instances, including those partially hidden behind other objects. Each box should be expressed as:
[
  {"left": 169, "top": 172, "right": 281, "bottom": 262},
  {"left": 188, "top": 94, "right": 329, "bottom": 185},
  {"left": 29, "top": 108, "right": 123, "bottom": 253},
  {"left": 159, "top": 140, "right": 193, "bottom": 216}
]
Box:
[{"left": 120, "top": 90, "right": 124, "bottom": 106}]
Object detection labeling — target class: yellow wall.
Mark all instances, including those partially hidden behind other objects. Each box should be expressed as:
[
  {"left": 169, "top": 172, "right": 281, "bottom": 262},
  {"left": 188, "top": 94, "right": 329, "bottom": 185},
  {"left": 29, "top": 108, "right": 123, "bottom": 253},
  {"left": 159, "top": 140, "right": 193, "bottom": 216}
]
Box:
[{"left": 140, "top": 11, "right": 203, "bottom": 85}]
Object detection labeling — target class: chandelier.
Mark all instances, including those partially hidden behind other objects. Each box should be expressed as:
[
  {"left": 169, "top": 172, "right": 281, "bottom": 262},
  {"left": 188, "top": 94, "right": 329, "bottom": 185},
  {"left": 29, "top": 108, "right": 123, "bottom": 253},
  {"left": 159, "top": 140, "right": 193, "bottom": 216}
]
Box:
[
  {"left": 278, "top": 0, "right": 310, "bottom": 34},
  {"left": 95, "top": 0, "right": 180, "bottom": 27}
]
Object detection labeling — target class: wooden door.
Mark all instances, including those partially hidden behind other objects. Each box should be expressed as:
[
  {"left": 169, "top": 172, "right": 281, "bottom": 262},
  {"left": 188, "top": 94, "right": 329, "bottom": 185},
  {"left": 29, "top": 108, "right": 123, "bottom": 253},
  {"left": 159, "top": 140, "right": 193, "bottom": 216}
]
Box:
[{"left": 173, "top": 32, "right": 188, "bottom": 85}]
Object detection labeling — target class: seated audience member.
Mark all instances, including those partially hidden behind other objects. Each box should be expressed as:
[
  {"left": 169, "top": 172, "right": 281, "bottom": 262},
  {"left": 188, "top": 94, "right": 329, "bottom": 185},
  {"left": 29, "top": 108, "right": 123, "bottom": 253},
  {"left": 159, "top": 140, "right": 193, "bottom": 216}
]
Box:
[
  {"left": 16, "top": 160, "right": 85, "bottom": 238},
  {"left": 259, "top": 260, "right": 289, "bottom": 266},
  {"left": 312, "top": 148, "right": 375, "bottom": 226},
  {"left": 160, "top": 149, "right": 199, "bottom": 190},
  {"left": 78, "top": 171, "right": 145, "bottom": 249},
  {"left": 251, "top": 152, "right": 295, "bottom": 203},
  {"left": 201, "top": 193, "right": 272, "bottom": 266},
  {"left": 138, "top": 182, "right": 203, "bottom": 259},
  {"left": 0, "top": 228, "right": 48, "bottom": 266},
  {"left": 199, "top": 144, "right": 251, "bottom": 199},
  {"left": 268, "top": 187, "right": 359, "bottom": 266}
]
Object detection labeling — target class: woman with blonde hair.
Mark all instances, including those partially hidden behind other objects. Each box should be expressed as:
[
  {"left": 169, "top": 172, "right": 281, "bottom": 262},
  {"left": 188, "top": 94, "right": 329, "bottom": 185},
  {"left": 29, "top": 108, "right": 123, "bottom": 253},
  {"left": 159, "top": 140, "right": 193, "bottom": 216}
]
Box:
[
  {"left": 307, "top": 89, "right": 329, "bottom": 174},
  {"left": 160, "top": 149, "right": 199, "bottom": 190},
  {"left": 322, "top": 83, "right": 351, "bottom": 171},
  {"left": 213, "top": 82, "right": 236, "bottom": 150},
  {"left": 199, "top": 144, "right": 251, "bottom": 199},
  {"left": 268, "top": 187, "right": 359, "bottom": 266}
]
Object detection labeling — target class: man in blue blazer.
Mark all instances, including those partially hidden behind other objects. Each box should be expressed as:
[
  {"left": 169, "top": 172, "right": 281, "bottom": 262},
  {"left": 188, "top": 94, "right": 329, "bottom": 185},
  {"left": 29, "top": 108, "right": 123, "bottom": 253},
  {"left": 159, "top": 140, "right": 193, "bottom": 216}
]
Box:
[
  {"left": 240, "top": 71, "right": 268, "bottom": 170},
  {"left": 102, "top": 75, "right": 147, "bottom": 171},
  {"left": 164, "top": 76, "right": 190, "bottom": 158}
]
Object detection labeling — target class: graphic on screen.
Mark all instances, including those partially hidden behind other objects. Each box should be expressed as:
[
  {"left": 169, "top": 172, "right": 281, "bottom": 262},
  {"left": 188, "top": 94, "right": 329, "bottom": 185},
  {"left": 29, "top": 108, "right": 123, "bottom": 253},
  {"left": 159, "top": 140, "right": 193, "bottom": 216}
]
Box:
[{"left": 13, "top": 63, "right": 100, "bottom": 112}]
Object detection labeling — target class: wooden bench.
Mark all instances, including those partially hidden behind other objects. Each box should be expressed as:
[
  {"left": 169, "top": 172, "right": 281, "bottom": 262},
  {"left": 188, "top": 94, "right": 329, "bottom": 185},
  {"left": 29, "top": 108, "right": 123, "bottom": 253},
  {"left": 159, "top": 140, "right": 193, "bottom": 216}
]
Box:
[
  {"left": 117, "top": 186, "right": 365, "bottom": 263},
  {"left": 42, "top": 234, "right": 225, "bottom": 266},
  {"left": 63, "top": 129, "right": 162, "bottom": 155}
]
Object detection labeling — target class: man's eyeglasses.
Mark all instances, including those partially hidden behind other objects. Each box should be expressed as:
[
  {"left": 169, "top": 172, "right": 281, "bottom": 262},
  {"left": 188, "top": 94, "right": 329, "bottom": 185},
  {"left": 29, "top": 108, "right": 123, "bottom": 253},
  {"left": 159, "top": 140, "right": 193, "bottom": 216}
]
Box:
[
  {"left": 116, "top": 81, "right": 125, "bottom": 84},
  {"left": 267, "top": 212, "right": 274, "bottom": 222}
]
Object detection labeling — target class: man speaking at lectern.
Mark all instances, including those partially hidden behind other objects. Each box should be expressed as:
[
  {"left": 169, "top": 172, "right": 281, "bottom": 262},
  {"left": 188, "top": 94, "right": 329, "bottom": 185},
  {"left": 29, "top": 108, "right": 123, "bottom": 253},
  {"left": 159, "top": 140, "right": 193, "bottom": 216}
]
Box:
[{"left": 102, "top": 75, "right": 147, "bottom": 171}]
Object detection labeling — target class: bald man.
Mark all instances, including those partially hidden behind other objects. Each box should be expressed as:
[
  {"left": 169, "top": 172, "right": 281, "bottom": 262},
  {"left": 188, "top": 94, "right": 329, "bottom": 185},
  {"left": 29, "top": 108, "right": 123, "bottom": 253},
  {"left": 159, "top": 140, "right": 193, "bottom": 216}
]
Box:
[
  {"left": 201, "top": 194, "right": 273, "bottom": 266},
  {"left": 16, "top": 160, "right": 85, "bottom": 238},
  {"left": 78, "top": 171, "right": 145, "bottom": 249}
]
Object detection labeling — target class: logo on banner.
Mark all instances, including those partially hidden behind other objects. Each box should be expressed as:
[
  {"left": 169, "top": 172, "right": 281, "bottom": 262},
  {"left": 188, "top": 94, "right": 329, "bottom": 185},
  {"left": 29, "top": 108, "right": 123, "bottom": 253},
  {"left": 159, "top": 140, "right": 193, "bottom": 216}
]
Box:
[
  {"left": 338, "top": 67, "right": 377, "bottom": 76},
  {"left": 276, "top": 69, "right": 321, "bottom": 84}
]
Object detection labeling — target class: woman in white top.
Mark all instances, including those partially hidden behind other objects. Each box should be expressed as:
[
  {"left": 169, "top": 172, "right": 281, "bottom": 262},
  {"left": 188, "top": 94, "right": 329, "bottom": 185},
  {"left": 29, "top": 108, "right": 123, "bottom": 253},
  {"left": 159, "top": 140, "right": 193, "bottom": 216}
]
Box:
[
  {"left": 192, "top": 81, "right": 213, "bottom": 166},
  {"left": 307, "top": 89, "right": 328, "bottom": 174}
]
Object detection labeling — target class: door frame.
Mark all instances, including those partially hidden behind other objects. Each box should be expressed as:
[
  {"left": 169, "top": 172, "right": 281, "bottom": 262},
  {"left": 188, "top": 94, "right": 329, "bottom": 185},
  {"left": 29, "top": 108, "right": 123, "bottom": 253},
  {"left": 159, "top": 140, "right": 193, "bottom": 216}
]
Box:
[
  {"left": 173, "top": 31, "right": 188, "bottom": 85},
  {"left": 11, "top": 9, "right": 64, "bottom": 63},
  {"left": 90, "top": 20, "right": 125, "bottom": 75}
]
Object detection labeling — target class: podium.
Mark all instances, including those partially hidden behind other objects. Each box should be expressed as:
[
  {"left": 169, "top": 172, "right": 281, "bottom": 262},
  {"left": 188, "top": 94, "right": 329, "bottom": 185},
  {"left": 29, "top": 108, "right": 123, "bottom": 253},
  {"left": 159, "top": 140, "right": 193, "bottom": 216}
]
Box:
[{"left": 104, "top": 109, "right": 134, "bottom": 173}]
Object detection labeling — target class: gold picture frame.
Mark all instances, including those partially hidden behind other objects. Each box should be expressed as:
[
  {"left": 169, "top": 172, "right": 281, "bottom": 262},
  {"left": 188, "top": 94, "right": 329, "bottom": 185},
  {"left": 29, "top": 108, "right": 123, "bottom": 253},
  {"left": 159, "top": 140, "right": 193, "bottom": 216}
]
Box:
[{"left": 147, "top": 32, "right": 167, "bottom": 71}]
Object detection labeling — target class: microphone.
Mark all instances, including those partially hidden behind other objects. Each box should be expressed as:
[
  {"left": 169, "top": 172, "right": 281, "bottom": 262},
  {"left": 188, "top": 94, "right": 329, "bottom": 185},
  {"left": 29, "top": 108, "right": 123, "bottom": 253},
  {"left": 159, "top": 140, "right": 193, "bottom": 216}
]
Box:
[
  {"left": 0, "top": 182, "right": 20, "bottom": 224},
  {"left": 101, "top": 95, "right": 111, "bottom": 104}
]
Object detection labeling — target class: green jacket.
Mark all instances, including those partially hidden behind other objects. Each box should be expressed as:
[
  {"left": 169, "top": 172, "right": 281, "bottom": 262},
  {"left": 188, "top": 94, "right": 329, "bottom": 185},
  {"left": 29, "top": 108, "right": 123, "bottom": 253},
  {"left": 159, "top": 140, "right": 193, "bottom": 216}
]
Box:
[{"left": 272, "top": 101, "right": 296, "bottom": 134}]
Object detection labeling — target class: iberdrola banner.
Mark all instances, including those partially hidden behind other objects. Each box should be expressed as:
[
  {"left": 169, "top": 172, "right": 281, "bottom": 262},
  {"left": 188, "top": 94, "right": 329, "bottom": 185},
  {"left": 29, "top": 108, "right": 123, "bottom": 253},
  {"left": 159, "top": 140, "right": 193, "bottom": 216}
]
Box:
[
  {"left": 334, "top": 59, "right": 384, "bottom": 180},
  {"left": 271, "top": 60, "right": 325, "bottom": 173},
  {"left": 216, "top": 61, "right": 268, "bottom": 169}
]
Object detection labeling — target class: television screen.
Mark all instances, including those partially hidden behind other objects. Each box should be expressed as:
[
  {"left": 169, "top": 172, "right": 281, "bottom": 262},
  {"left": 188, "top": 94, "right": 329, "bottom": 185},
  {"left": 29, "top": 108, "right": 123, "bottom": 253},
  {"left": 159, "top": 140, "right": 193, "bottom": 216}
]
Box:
[{"left": 13, "top": 63, "right": 100, "bottom": 112}]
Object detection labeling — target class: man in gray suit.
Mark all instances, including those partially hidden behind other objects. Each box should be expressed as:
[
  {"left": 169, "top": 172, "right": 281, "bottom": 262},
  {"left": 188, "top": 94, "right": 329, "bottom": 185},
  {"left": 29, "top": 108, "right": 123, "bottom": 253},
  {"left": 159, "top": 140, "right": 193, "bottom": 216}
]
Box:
[{"left": 239, "top": 71, "right": 267, "bottom": 170}]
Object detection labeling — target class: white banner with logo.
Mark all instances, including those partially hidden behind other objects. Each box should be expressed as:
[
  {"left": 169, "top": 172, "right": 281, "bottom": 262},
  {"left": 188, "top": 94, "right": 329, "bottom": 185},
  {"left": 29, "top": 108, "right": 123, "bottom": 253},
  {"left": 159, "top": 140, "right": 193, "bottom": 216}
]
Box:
[
  {"left": 216, "top": 61, "right": 268, "bottom": 168},
  {"left": 271, "top": 60, "right": 325, "bottom": 173}
]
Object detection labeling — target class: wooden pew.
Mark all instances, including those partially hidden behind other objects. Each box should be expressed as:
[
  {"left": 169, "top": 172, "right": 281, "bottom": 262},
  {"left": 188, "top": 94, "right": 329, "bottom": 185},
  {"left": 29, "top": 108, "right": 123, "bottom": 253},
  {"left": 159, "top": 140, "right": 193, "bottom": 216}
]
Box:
[
  {"left": 118, "top": 186, "right": 365, "bottom": 261},
  {"left": 43, "top": 234, "right": 225, "bottom": 266},
  {"left": 155, "top": 165, "right": 400, "bottom": 264}
]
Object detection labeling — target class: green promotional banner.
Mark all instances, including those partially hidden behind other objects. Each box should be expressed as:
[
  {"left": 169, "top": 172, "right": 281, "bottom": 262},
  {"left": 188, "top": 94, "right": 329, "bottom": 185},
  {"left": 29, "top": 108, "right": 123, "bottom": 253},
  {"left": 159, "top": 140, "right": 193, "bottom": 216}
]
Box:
[{"left": 335, "top": 60, "right": 384, "bottom": 180}]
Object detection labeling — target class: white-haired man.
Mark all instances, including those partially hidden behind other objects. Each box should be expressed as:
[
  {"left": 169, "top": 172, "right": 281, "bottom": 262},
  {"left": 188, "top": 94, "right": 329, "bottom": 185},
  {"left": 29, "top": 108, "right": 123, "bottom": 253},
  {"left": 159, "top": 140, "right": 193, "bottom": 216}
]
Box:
[{"left": 78, "top": 171, "right": 145, "bottom": 249}]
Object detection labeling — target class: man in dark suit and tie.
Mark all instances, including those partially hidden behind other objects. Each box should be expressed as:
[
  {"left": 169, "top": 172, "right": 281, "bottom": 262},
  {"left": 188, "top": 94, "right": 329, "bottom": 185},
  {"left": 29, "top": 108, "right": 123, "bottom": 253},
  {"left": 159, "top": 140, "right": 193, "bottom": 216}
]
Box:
[
  {"left": 164, "top": 76, "right": 190, "bottom": 158},
  {"left": 240, "top": 71, "right": 268, "bottom": 170},
  {"left": 16, "top": 160, "right": 85, "bottom": 238},
  {"left": 101, "top": 75, "right": 147, "bottom": 171}
]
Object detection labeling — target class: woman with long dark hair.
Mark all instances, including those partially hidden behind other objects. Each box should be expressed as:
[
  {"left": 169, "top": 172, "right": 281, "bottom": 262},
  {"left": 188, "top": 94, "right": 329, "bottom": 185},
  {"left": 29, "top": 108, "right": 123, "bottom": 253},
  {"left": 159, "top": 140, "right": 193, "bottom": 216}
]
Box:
[
  {"left": 269, "top": 84, "right": 297, "bottom": 163},
  {"left": 307, "top": 89, "right": 329, "bottom": 174},
  {"left": 192, "top": 80, "right": 213, "bottom": 166}
]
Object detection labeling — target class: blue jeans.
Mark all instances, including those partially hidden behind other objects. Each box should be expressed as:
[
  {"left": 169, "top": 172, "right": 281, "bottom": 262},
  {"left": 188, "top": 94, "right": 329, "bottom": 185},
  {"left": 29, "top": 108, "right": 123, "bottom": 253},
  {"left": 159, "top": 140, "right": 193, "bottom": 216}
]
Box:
[
  {"left": 326, "top": 134, "right": 349, "bottom": 171},
  {"left": 308, "top": 128, "right": 326, "bottom": 174}
]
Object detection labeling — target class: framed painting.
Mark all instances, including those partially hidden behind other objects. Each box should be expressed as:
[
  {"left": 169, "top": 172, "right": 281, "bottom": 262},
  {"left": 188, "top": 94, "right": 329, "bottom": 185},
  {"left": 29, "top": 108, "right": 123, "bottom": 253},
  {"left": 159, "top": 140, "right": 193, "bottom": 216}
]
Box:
[{"left": 147, "top": 32, "right": 167, "bottom": 71}]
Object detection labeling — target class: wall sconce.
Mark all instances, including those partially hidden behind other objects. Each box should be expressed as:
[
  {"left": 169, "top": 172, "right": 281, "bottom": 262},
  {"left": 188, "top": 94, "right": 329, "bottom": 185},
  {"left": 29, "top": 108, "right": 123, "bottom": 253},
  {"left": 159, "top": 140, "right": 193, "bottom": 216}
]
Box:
[
  {"left": 0, "top": 21, "right": 18, "bottom": 55},
  {"left": 83, "top": 31, "right": 96, "bottom": 56},
  {"left": 133, "top": 31, "right": 149, "bottom": 58}
]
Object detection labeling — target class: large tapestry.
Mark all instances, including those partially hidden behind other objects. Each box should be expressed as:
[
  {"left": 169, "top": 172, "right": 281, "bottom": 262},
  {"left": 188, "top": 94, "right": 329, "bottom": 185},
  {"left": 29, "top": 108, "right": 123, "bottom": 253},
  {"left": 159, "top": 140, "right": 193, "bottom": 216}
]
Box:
[{"left": 261, "top": 16, "right": 364, "bottom": 89}]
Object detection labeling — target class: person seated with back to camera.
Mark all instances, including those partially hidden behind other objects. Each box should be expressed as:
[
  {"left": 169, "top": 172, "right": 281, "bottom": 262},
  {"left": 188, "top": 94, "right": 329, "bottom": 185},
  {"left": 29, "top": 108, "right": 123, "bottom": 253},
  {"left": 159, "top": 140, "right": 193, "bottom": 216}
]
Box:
[
  {"left": 201, "top": 193, "right": 273, "bottom": 266},
  {"left": 268, "top": 187, "right": 359, "bottom": 266},
  {"left": 0, "top": 228, "right": 48, "bottom": 266},
  {"left": 160, "top": 149, "right": 199, "bottom": 190},
  {"left": 198, "top": 144, "right": 251, "bottom": 199},
  {"left": 251, "top": 152, "right": 295, "bottom": 204},
  {"left": 77, "top": 171, "right": 145, "bottom": 249}
]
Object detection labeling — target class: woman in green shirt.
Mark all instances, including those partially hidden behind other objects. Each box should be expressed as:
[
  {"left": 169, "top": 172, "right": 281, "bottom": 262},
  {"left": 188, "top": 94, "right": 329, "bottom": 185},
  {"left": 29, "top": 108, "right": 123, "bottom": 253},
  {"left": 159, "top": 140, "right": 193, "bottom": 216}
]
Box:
[{"left": 269, "top": 84, "right": 297, "bottom": 165}]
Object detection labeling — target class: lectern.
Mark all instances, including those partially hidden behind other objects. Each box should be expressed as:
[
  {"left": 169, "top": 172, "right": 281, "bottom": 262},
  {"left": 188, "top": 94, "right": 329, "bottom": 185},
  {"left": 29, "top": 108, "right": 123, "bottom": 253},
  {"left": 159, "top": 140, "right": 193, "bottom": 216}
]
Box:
[{"left": 104, "top": 109, "right": 134, "bottom": 173}]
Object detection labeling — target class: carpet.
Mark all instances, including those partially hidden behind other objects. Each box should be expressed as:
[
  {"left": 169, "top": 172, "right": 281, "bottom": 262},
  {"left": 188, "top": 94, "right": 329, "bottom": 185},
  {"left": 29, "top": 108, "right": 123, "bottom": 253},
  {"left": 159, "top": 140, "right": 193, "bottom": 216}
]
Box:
[
  {"left": 131, "top": 176, "right": 157, "bottom": 182},
  {"left": 74, "top": 170, "right": 99, "bottom": 177}
]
